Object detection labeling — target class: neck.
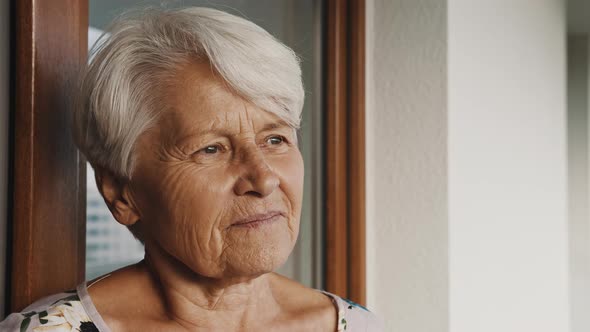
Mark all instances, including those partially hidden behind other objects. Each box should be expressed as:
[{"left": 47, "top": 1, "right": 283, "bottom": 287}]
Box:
[{"left": 142, "top": 239, "right": 280, "bottom": 330}]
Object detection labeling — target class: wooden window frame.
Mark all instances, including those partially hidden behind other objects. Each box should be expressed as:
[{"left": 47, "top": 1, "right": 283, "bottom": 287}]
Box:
[
  {"left": 7, "top": 0, "right": 88, "bottom": 313},
  {"left": 325, "top": 0, "right": 366, "bottom": 305},
  {"left": 5, "top": 0, "right": 366, "bottom": 313}
]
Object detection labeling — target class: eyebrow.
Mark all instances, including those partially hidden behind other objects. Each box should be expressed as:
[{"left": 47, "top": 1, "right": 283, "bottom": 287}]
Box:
[
  {"left": 174, "top": 120, "right": 292, "bottom": 145},
  {"left": 202, "top": 121, "right": 291, "bottom": 136},
  {"left": 259, "top": 121, "right": 291, "bottom": 132}
]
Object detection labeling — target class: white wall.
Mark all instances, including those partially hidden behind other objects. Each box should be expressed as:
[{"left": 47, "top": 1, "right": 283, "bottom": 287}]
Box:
[
  {"left": 448, "top": 1, "right": 569, "bottom": 331},
  {"left": 367, "top": 1, "right": 570, "bottom": 331},
  {"left": 366, "top": 1, "right": 449, "bottom": 331},
  {"left": 567, "top": 35, "right": 590, "bottom": 332},
  {"left": 0, "top": 0, "right": 9, "bottom": 320}
]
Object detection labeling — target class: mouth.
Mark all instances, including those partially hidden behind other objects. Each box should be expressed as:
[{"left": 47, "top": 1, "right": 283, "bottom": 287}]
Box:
[{"left": 230, "top": 211, "right": 285, "bottom": 229}]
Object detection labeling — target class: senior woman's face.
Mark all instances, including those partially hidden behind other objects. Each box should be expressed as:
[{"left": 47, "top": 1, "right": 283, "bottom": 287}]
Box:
[{"left": 127, "top": 61, "right": 304, "bottom": 278}]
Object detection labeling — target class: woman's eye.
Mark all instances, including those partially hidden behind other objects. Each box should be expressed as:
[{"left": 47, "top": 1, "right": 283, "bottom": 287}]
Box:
[
  {"left": 200, "top": 145, "right": 220, "bottom": 154},
  {"left": 267, "top": 136, "right": 285, "bottom": 145}
]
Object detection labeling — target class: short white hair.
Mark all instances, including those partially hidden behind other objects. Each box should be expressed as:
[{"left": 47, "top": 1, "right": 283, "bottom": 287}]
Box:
[{"left": 74, "top": 7, "right": 304, "bottom": 180}]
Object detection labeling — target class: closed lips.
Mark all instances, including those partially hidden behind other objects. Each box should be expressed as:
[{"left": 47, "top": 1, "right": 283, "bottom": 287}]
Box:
[{"left": 231, "top": 211, "right": 284, "bottom": 226}]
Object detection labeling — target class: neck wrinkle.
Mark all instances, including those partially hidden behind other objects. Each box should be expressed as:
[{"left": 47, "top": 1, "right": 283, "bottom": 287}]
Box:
[{"left": 141, "top": 240, "right": 281, "bottom": 330}]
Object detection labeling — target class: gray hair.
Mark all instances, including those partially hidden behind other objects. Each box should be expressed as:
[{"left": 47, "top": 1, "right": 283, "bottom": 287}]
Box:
[{"left": 73, "top": 7, "right": 304, "bottom": 180}]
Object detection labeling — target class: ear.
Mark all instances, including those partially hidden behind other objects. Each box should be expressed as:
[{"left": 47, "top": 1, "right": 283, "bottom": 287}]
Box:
[{"left": 94, "top": 167, "right": 140, "bottom": 227}]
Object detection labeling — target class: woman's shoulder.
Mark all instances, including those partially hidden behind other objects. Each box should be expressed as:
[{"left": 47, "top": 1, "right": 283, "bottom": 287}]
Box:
[
  {"left": 320, "top": 291, "right": 385, "bottom": 332},
  {"left": 270, "top": 273, "right": 385, "bottom": 331},
  {"left": 0, "top": 284, "right": 102, "bottom": 332}
]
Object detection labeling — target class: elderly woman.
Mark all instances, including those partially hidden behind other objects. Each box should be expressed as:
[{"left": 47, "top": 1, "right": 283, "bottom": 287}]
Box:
[{"left": 1, "top": 7, "right": 382, "bottom": 332}]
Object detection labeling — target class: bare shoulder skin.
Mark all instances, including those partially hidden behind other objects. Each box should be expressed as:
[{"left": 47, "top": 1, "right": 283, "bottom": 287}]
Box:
[{"left": 88, "top": 262, "right": 337, "bottom": 331}]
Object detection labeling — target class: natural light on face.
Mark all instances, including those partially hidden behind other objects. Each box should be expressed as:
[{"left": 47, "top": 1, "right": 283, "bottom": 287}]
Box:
[{"left": 125, "top": 60, "right": 305, "bottom": 279}]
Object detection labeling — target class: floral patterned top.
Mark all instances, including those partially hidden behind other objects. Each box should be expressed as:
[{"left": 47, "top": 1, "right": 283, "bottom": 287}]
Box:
[
  {"left": 320, "top": 291, "right": 385, "bottom": 331},
  {"left": 0, "top": 280, "right": 384, "bottom": 331}
]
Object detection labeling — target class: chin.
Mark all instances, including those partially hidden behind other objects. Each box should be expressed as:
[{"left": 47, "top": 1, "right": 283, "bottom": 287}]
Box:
[
  {"left": 221, "top": 219, "right": 298, "bottom": 277},
  {"left": 225, "top": 240, "right": 295, "bottom": 277}
]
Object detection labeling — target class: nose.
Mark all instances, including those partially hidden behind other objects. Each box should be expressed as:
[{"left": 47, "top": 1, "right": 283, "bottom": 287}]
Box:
[{"left": 233, "top": 148, "right": 280, "bottom": 197}]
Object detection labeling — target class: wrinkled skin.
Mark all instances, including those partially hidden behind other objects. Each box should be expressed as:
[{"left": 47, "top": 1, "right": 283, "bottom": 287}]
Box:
[{"left": 91, "top": 61, "right": 335, "bottom": 331}]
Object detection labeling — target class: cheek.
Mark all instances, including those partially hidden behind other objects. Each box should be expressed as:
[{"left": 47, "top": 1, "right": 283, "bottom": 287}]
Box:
[
  {"left": 274, "top": 149, "right": 305, "bottom": 213},
  {"left": 134, "top": 163, "right": 235, "bottom": 273},
  {"left": 140, "top": 163, "right": 229, "bottom": 226}
]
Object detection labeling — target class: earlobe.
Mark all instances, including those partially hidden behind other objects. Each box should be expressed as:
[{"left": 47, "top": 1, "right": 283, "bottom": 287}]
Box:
[
  {"left": 111, "top": 198, "right": 140, "bottom": 226},
  {"left": 94, "top": 167, "right": 141, "bottom": 227}
]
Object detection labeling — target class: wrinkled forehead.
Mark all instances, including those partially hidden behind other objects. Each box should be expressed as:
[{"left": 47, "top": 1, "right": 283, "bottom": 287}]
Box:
[{"left": 153, "top": 61, "right": 289, "bottom": 141}]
